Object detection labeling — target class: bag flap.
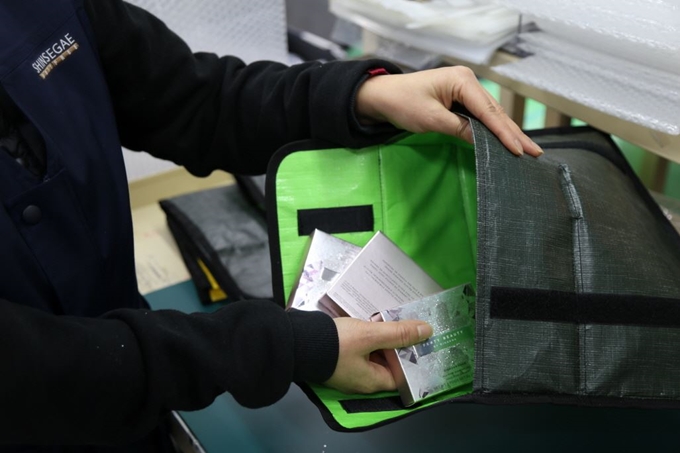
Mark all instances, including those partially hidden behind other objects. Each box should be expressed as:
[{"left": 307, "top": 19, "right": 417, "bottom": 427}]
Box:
[{"left": 473, "top": 120, "right": 680, "bottom": 399}]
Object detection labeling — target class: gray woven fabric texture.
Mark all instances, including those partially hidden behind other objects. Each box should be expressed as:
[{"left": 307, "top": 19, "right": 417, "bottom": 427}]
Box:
[{"left": 472, "top": 121, "right": 680, "bottom": 399}]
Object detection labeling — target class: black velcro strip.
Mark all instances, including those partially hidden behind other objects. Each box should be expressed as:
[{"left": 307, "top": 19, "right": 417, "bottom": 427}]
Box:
[
  {"left": 339, "top": 396, "right": 404, "bottom": 414},
  {"left": 297, "top": 205, "right": 373, "bottom": 236},
  {"left": 490, "top": 286, "right": 680, "bottom": 328}
]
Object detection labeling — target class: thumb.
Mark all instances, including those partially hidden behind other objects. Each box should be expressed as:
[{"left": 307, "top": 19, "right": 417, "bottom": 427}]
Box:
[
  {"left": 372, "top": 320, "right": 433, "bottom": 350},
  {"left": 427, "top": 108, "right": 474, "bottom": 143},
  {"left": 363, "top": 359, "right": 398, "bottom": 393}
]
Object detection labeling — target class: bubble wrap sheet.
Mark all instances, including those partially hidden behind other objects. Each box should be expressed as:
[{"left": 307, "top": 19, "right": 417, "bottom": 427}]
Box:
[
  {"left": 122, "top": 0, "right": 287, "bottom": 180},
  {"left": 493, "top": 32, "right": 680, "bottom": 135},
  {"left": 493, "top": 0, "right": 680, "bottom": 73},
  {"left": 330, "top": 0, "right": 520, "bottom": 64},
  {"left": 126, "top": 0, "right": 287, "bottom": 63}
]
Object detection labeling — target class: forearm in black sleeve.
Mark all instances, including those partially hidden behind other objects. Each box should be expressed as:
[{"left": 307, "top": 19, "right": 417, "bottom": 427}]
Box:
[
  {"left": 83, "top": 0, "right": 402, "bottom": 176},
  {"left": 0, "top": 298, "right": 337, "bottom": 446}
]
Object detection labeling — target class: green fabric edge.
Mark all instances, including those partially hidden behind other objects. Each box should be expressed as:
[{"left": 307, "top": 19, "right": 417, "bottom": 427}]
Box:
[{"left": 307, "top": 382, "right": 474, "bottom": 430}]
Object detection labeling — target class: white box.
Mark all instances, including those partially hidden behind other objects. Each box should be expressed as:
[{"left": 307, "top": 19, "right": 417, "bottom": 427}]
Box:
[
  {"left": 324, "top": 231, "right": 442, "bottom": 320},
  {"left": 288, "top": 229, "right": 361, "bottom": 315},
  {"left": 374, "top": 284, "right": 476, "bottom": 407}
]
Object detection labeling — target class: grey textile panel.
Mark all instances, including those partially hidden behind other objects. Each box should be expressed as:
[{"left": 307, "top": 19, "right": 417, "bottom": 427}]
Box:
[
  {"left": 166, "top": 185, "right": 272, "bottom": 299},
  {"left": 472, "top": 122, "right": 680, "bottom": 399}
]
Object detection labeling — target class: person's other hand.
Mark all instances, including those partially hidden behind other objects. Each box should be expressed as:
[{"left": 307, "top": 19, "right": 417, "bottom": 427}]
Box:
[
  {"left": 355, "top": 66, "right": 543, "bottom": 157},
  {"left": 324, "top": 317, "right": 433, "bottom": 394}
]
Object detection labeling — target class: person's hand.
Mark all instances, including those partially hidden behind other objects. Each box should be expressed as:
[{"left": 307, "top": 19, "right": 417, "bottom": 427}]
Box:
[
  {"left": 324, "top": 317, "right": 433, "bottom": 394},
  {"left": 355, "top": 66, "right": 543, "bottom": 157}
]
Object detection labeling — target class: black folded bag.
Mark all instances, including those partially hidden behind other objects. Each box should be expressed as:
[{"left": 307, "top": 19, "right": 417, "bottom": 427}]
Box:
[{"left": 160, "top": 182, "right": 272, "bottom": 304}]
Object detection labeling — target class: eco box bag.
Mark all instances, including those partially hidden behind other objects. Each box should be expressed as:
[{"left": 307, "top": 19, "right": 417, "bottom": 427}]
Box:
[{"left": 265, "top": 117, "right": 680, "bottom": 431}]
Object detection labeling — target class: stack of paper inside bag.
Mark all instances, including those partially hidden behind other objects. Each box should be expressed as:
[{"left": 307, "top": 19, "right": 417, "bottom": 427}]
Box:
[
  {"left": 320, "top": 231, "right": 443, "bottom": 320},
  {"left": 290, "top": 230, "right": 476, "bottom": 406},
  {"left": 287, "top": 230, "right": 361, "bottom": 316}
]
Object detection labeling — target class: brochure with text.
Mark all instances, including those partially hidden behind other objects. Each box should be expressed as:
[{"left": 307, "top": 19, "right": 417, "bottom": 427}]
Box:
[{"left": 323, "top": 231, "right": 443, "bottom": 320}]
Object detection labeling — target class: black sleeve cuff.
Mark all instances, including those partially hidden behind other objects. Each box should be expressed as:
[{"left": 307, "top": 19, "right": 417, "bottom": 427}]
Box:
[
  {"left": 288, "top": 309, "right": 339, "bottom": 383},
  {"left": 309, "top": 59, "right": 404, "bottom": 149}
]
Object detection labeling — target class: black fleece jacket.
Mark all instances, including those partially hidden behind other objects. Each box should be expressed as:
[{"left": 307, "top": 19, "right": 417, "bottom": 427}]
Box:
[{"left": 0, "top": 0, "right": 401, "bottom": 447}]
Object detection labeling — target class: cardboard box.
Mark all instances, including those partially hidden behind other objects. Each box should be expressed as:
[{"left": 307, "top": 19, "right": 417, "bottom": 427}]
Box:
[
  {"left": 374, "top": 284, "right": 476, "bottom": 407},
  {"left": 324, "top": 231, "right": 442, "bottom": 320},
  {"left": 288, "top": 229, "right": 361, "bottom": 315}
]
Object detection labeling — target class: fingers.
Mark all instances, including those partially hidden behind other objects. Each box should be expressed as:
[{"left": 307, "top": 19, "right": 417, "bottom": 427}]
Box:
[
  {"left": 370, "top": 320, "right": 433, "bottom": 351},
  {"left": 344, "top": 323, "right": 432, "bottom": 394},
  {"left": 355, "top": 65, "right": 544, "bottom": 157},
  {"left": 325, "top": 318, "right": 433, "bottom": 395},
  {"left": 369, "top": 350, "right": 389, "bottom": 368},
  {"left": 360, "top": 360, "right": 398, "bottom": 393},
  {"left": 423, "top": 106, "right": 474, "bottom": 143},
  {"left": 455, "top": 69, "right": 544, "bottom": 158}
]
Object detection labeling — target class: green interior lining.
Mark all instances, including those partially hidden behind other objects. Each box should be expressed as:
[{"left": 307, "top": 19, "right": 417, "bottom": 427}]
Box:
[
  {"left": 275, "top": 132, "right": 478, "bottom": 429},
  {"left": 307, "top": 382, "right": 474, "bottom": 430},
  {"left": 277, "top": 146, "right": 383, "bottom": 301},
  {"left": 378, "top": 137, "right": 477, "bottom": 291}
]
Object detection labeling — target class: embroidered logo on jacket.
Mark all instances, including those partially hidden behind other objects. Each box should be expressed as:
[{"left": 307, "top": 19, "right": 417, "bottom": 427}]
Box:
[{"left": 32, "top": 33, "right": 79, "bottom": 80}]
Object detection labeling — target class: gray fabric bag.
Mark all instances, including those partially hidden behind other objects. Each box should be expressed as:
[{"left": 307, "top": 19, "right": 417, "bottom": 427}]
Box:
[
  {"left": 476, "top": 124, "right": 680, "bottom": 405},
  {"left": 265, "top": 117, "right": 680, "bottom": 431}
]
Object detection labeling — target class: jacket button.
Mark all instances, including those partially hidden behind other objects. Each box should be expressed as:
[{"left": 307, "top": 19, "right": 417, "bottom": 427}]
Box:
[{"left": 22, "top": 205, "right": 42, "bottom": 225}]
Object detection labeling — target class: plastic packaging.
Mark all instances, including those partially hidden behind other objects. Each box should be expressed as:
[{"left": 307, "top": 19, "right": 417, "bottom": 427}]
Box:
[
  {"left": 122, "top": 0, "right": 288, "bottom": 180},
  {"left": 492, "top": 0, "right": 680, "bottom": 74},
  {"left": 330, "top": 0, "right": 520, "bottom": 64},
  {"left": 126, "top": 0, "right": 288, "bottom": 64},
  {"left": 494, "top": 32, "right": 680, "bottom": 135},
  {"left": 652, "top": 192, "right": 680, "bottom": 235}
]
